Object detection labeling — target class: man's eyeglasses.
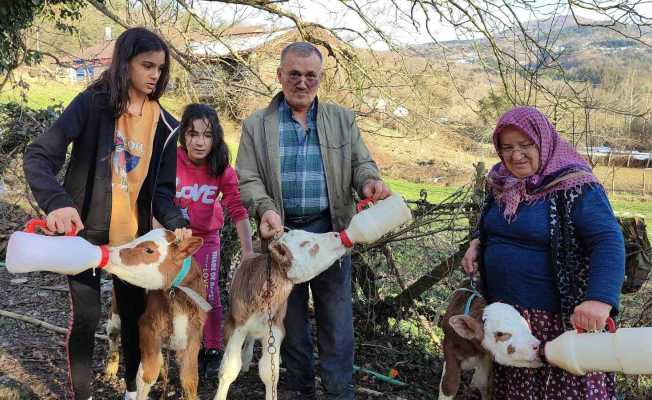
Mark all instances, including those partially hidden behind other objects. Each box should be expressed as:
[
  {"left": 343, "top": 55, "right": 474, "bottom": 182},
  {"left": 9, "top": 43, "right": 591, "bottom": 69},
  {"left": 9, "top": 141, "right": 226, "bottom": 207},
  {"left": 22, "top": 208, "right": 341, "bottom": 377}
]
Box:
[
  {"left": 499, "top": 143, "right": 536, "bottom": 156},
  {"left": 284, "top": 71, "right": 320, "bottom": 85}
]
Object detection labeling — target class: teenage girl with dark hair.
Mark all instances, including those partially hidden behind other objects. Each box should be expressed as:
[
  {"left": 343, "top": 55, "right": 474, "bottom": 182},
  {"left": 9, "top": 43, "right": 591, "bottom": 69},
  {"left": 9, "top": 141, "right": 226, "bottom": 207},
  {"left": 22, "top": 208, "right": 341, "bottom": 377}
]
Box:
[
  {"left": 23, "top": 27, "right": 191, "bottom": 400},
  {"left": 175, "top": 103, "right": 253, "bottom": 377}
]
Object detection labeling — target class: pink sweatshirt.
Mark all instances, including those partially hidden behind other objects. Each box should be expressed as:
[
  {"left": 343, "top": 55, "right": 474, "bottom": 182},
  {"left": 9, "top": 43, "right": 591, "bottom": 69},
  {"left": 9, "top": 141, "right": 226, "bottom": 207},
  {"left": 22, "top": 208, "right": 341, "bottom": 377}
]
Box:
[{"left": 175, "top": 147, "right": 248, "bottom": 236}]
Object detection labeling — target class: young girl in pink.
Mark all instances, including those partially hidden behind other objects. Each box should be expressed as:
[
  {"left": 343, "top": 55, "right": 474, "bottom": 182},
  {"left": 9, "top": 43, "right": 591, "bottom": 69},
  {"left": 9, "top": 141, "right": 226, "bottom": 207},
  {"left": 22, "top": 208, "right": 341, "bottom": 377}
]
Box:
[{"left": 175, "top": 104, "right": 253, "bottom": 377}]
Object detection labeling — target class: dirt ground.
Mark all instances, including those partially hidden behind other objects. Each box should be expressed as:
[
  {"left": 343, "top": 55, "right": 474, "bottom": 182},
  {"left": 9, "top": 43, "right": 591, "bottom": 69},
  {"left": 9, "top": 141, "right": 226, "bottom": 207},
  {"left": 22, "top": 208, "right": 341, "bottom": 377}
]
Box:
[
  {"left": 0, "top": 196, "right": 455, "bottom": 400},
  {"left": 0, "top": 266, "right": 451, "bottom": 400}
]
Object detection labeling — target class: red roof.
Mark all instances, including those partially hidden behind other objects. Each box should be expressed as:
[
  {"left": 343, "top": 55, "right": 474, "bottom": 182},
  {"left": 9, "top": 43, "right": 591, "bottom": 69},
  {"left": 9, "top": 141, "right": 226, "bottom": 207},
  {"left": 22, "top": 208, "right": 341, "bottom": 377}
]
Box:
[{"left": 60, "top": 40, "right": 115, "bottom": 65}]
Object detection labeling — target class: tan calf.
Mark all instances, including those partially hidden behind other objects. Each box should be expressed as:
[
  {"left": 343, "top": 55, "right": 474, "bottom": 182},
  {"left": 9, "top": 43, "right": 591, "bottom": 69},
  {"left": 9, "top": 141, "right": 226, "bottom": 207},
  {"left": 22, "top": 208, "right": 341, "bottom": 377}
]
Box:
[
  {"left": 101, "top": 229, "right": 207, "bottom": 400},
  {"left": 214, "top": 230, "right": 346, "bottom": 400},
  {"left": 439, "top": 283, "right": 542, "bottom": 400}
]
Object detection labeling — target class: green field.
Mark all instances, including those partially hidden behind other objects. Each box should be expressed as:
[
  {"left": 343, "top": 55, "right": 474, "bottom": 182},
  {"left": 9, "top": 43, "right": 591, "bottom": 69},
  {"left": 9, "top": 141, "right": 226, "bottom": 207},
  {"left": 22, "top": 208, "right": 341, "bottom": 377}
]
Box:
[
  {"left": 3, "top": 79, "right": 650, "bottom": 224},
  {"left": 611, "top": 194, "right": 652, "bottom": 226},
  {"left": 384, "top": 177, "right": 458, "bottom": 203},
  {"left": 0, "top": 79, "right": 187, "bottom": 117},
  {"left": 390, "top": 176, "right": 650, "bottom": 216},
  {"left": 0, "top": 80, "right": 82, "bottom": 109}
]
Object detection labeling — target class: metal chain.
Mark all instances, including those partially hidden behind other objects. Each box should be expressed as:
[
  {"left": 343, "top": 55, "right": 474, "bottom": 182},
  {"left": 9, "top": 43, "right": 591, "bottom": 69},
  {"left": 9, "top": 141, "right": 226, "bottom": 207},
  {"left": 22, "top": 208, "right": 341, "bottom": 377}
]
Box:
[{"left": 263, "top": 254, "right": 277, "bottom": 400}]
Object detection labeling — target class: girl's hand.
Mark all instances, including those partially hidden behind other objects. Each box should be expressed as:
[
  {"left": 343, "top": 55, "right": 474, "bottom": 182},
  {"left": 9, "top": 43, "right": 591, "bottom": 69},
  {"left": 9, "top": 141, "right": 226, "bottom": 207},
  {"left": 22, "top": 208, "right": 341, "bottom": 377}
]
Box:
[
  {"left": 241, "top": 249, "right": 255, "bottom": 261},
  {"left": 46, "top": 207, "right": 84, "bottom": 235},
  {"left": 462, "top": 238, "right": 481, "bottom": 274},
  {"left": 174, "top": 228, "right": 193, "bottom": 241},
  {"left": 571, "top": 300, "right": 612, "bottom": 332}
]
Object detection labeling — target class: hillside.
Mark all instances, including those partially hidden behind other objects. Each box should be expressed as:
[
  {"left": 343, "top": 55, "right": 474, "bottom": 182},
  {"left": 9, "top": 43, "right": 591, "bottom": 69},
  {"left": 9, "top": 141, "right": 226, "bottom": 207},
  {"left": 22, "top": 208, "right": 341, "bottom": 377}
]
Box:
[{"left": 412, "top": 16, "right": 652, "bottom": 84}]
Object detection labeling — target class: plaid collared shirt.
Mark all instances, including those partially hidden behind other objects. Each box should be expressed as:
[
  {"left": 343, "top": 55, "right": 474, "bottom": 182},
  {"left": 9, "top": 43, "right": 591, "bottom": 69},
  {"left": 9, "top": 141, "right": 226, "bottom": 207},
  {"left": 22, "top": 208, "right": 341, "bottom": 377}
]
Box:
[{"left": 279, "top": 99, "right": 329, "bottom": 217}]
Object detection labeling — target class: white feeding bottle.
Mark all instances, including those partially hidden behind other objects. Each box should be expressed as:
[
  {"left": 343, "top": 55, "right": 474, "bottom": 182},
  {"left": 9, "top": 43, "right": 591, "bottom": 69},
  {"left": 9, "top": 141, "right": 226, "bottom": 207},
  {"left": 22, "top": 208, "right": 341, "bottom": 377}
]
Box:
[
  {"left": 6, "top": 220, "right": 109, "bottom": 275},
  {"left": 544, "top": 318, "right": 652, "bottom": 375},
  {"left": 339, "top": 194, "right": 412, "bottom": 247}
]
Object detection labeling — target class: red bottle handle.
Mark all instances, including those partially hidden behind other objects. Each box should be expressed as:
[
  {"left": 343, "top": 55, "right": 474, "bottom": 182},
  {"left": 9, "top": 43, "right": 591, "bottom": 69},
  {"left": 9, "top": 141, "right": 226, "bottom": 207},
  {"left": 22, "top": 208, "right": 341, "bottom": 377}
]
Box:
[
  {"left": 24, "top": 219, "right": 77, "bottom": 236},
  {"left": 356, "top": 198, "right": 374, "bottom": 213},
  {"left": 576, "top": 317, "right": 616, "bottom": 334}
]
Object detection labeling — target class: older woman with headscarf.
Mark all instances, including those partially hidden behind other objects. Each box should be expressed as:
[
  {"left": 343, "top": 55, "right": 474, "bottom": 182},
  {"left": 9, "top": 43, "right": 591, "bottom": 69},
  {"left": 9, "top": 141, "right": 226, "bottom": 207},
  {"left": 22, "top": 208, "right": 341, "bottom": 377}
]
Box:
[{"left": 462, "top": 107, "right": 625, "bottom": 399}]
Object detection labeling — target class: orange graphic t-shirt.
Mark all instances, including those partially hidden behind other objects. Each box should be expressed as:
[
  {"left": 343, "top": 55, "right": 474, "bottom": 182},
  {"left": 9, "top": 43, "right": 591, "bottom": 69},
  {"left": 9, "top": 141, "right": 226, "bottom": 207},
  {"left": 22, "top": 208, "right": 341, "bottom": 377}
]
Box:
[{"left": 108, "top": 100, "right": 160, "bottom": 245}]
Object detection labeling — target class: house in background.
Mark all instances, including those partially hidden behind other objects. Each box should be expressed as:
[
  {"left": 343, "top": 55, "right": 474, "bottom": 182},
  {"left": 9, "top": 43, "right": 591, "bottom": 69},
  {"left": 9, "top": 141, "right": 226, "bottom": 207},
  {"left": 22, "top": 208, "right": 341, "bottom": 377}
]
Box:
[
  {"left": 58, "top": 27, "right": 115, "bottom": 82},
  {"left": 183, "top": 25, "right": 292, "bottom": 100},
  {"left": 57, "top": 24, "right": 345, "bottom": 118},
  {"left": 181, "top": 24, "right": 344, "bottom": 119}
]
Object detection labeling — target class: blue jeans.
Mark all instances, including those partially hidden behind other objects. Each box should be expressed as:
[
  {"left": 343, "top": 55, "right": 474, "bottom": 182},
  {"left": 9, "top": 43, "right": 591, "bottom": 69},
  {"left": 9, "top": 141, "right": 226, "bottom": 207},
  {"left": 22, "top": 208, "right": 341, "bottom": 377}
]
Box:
[{"left": 282, "top": 213, "right": 354, "bottom": 400}]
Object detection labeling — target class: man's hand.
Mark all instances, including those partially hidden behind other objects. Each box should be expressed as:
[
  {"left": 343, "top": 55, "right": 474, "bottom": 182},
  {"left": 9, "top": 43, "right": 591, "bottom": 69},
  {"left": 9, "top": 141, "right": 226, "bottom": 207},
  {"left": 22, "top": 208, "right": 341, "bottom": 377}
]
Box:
[
  {"left": 462, "top": 238, "right": 481, "bottom": 274},
  {"left": 45, "top": 207, "right": 84, "bottom": 235},
  {"left": 362, "top": 179, "right": 391, "bottom": 202},
  {"left": 174, "top": 228, "right": 193, "bottom": 241},
  {"left": 571, "top": 300, "right": 612, "bottom": 332},
  {"left": 260, "top": 210, "right": 283, "bottom": 239}
]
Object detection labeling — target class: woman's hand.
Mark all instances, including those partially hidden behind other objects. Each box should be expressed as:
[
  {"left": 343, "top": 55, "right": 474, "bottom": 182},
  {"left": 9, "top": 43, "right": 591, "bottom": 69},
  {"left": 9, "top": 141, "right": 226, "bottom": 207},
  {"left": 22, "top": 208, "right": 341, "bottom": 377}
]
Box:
[
  {"left": 174, "top": 228, "right": 193, "bottom": 241},
  {"left": 571, "top": 300, "right": 612, "bottom": 331},
  {"left": 462, "top": 238, "right": 481, "bottom": 274}
]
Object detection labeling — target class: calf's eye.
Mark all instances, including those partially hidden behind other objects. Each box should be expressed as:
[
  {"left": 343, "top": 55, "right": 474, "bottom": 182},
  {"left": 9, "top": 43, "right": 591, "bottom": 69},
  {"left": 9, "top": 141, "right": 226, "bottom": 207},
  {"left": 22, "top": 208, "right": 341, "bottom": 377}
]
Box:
[
  {"left": 145, "top": 248, "right": 154, "bottom": 254},
  {"left": 494, "top": 331, "right": 512, "bottom": 342}
]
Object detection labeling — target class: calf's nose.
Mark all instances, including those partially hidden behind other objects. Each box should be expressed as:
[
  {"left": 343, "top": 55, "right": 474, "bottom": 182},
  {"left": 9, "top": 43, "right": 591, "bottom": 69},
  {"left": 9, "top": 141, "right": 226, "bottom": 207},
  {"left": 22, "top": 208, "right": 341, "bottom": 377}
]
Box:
[{"left": 532, "top": 340, "right": 541, "bottom": 352}]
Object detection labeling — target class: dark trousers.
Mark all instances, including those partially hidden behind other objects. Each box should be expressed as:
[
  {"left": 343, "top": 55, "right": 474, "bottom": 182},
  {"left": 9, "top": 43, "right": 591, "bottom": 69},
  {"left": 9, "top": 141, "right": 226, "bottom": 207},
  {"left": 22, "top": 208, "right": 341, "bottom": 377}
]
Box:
[
  {"left": 282, "top": 214, "right": 354, "bottom": 400},
  {"left": 66, "top": 269, "right": 145, "bottom": 399}
]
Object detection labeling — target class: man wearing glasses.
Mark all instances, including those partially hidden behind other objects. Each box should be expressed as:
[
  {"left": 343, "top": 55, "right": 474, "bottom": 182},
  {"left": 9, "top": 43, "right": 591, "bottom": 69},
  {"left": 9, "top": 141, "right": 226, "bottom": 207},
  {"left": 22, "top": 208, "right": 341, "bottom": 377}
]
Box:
[{"left": 236, "top": 42, "right": 390, "bottom": 399}]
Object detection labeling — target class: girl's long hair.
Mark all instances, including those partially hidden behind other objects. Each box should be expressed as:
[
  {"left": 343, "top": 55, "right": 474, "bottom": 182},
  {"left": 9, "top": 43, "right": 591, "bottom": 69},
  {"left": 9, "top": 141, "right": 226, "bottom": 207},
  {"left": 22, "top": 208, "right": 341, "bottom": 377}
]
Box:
[
  {"left": 179, "top": 104, "right": 230, "bottom": 177},
  {"left": 89, "top": 27, "right": 170, "bottom": 117}
]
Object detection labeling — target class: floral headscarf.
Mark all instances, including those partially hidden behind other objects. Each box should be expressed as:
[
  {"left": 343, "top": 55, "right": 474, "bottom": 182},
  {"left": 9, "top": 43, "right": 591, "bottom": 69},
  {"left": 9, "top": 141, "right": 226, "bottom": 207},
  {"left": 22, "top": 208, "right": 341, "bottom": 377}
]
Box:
[{"left": 487, "top": 106, "right": 599, "bottom": 221}]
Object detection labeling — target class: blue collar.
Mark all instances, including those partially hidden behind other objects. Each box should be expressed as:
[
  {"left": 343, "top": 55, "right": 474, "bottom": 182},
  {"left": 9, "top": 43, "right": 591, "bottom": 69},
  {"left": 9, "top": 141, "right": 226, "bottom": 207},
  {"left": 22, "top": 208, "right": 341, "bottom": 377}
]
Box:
[
  {"left": 454, "top": 287, "right": 484, "bottom": 316},
  {"left": 171, "top": 257, "right": 192, "bottom": 288},
  {"left": 464, "top": 292, "right": 482, "bottom": 316}
]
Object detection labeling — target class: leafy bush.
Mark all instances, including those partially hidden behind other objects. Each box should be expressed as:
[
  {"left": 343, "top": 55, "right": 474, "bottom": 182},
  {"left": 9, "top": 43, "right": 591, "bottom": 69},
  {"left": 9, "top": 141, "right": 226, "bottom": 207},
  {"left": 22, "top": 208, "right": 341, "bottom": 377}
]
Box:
[{"left": 0, "top": 102, "right": 63, "bottom": 174}]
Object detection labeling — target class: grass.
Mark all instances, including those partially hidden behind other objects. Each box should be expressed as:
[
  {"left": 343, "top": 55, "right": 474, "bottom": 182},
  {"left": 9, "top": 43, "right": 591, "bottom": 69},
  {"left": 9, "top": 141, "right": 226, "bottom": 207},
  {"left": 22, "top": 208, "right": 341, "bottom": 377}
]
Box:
[
  {"left": 389, "top": 176, "right": 650, "bottom": 216},
  {"left": 0, "top": 80, "right": 83, "bottom": 109},
  {"left": 384, "top": 177, "right": 458, "bottom": 203},
  {"left": 0, "top": 78, "right": 189, "bottom": 117},
  {"left": 611, "top": 193, "right": 652, "bottom": 218}
]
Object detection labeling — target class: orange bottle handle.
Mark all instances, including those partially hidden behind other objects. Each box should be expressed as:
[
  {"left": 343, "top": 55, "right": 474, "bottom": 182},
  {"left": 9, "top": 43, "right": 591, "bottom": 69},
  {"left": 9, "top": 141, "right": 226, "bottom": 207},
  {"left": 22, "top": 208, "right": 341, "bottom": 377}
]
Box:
[
  {"left": 356, "top": 198, "right": 374, "bottom": 213},
  {"left": 24, "top": 219, "right": 77, "bottom": 236}
]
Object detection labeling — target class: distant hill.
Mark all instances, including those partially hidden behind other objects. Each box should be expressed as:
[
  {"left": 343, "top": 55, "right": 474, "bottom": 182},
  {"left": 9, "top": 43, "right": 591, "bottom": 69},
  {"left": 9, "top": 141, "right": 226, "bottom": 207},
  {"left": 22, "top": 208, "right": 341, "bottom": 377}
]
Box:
[{"left": 409, "top": 16, "right": 652, "bottom": 84}]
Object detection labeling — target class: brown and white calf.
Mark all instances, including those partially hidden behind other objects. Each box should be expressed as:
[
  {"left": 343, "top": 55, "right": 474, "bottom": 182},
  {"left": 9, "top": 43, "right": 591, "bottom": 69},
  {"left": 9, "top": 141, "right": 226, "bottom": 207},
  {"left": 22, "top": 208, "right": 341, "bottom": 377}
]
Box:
[
  {"left": 101, "top": 229, "right": 207, "bottom": 400},
  {"left": 214, "top": 229, "right": 347, "bottom": 400},
  {"left": 439, "top": 287, "right": 542, "bottom": 400}
]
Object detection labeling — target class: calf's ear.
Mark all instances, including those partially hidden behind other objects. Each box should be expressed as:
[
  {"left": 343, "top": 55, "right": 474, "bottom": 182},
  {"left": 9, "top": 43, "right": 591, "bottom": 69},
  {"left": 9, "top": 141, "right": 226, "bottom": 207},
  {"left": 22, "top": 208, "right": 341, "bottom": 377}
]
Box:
[
  {"left": 174, "top": 237, "right": 204, "bottom": 261},
  {"left": 449, "top": 314, "right": 484, "bottom": 341},
  {"left": 269, "top": 241, "right": 292, "bottom": 266}
]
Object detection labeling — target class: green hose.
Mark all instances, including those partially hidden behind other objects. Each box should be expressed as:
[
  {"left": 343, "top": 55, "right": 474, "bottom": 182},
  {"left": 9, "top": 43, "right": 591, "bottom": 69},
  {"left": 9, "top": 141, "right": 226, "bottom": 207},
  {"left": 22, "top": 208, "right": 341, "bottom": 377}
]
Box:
[
  {"left": 353, "top": 365, "right": 408, "bottom": 386},
  {"left": 353, "top": 364, "right": 434, "bottom": 399}
]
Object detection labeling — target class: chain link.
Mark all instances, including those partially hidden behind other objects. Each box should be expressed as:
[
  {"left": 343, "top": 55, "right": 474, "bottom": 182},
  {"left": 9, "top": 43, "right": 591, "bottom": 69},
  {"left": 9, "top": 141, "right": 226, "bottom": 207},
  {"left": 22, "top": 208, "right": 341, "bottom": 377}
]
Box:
[{"left": 263, "top": 254, "right": 277, "bottom": 400}]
